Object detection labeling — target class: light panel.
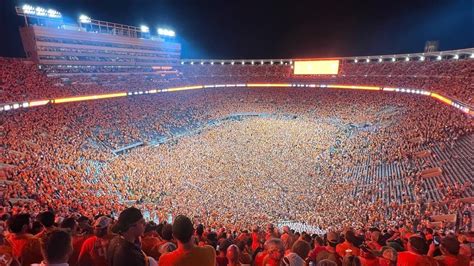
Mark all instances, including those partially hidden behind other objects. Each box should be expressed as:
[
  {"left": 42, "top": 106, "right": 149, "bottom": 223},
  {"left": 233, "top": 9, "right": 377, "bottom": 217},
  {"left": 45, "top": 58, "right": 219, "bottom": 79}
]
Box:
[
  {"left": 53, "top": 93, "right": 127, "bottom": 103},
  {"left": 293, "top": 60, "right": 340, "bottom": 75}
]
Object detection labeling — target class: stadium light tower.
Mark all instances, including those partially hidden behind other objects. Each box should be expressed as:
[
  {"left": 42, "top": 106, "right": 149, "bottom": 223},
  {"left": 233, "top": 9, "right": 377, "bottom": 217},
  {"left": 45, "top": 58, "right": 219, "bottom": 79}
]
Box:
[
  {"left": 79, "top": 14, "right": 91, "bottom": 23},
  {"left": 157, "top": 28, "right": 175, "bottom": 37},
  {"left": 140, "top": 25, "right": 150, "bottom": 33}
]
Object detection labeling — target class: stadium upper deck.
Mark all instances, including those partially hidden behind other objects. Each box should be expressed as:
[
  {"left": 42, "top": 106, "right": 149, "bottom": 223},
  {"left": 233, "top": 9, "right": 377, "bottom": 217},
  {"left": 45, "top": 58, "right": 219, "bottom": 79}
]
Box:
[{"left": 16, "top": 4, "right": 181, "bottom": 75}]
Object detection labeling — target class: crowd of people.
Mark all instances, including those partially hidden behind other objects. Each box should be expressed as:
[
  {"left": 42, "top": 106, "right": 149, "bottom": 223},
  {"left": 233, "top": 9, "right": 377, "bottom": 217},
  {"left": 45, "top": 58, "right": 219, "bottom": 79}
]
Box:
[
  {"left": 0, "top": 207, "right": 471, "bottom": 265},
  {"left": 1, "top": 57, "right": 473, "bottom": 105},
  {"left": 1, "top": 56, "right": 473, "bottom": 265}
]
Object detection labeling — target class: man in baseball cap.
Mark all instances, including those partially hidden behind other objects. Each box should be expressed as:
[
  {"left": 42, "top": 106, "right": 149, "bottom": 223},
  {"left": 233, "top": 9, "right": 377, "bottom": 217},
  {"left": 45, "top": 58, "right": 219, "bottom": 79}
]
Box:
[
  {"left": 107, "top": 207, "right": 147, "bottom": 266},
  {"left": 315, "top": 232, "right": 342, "bottom": 265},
  {"left": 78, "top": 216, "right": 112, "bottom": 266}
]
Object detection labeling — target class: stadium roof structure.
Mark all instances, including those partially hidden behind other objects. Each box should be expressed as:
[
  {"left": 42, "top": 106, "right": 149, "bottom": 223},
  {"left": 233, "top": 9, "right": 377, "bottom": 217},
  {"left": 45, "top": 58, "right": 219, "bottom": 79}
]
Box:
[
  {"left": 180, "top": 47, "right": 474, "bottom": 65},
  {"left": 15, "top": 5, "right": 175, "bottom": 41}
]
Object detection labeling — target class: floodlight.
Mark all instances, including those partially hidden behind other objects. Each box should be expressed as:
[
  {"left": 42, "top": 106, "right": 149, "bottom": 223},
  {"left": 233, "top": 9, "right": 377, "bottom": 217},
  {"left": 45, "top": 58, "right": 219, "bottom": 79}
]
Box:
[
  {"left": 231, "top": 61, "right": 234, "bottom": 65},
  {"left": 22, "top": 4, "right": 35, "bottom": 14},
  {"left": 47, "top": 9, "right": 61, "bottom": 18},
  {"left": 378, "top": 58, "right": 382, "bottom": 62},
  {"left": 280, "top": 61, "right": 283, "bottom": 64},
  {"left": 140, "top": 25, "right": 149, "bottom": 33},
  {"left": 181, "top": 61, "right": 184, "bottom": 65},
  {"left": 79, "top": 14, "right": 91, "bottom": 23},
  {"left": 366, "top": 58, "right": 370, "bottom": 63},
  {"left": 13, "top": 103, "right": 20, "bottom": 109},
  {"left": 251, "top": 61, "right": 254, "bottom": 65},
  {"left": 453, "top": 54, "right": 459, "bottom": 59},
  {"left": 392, "top": 58, "right": 396, "bottom": 62},
  {"left": 420, "top": 56, "right": 425, "bottom": 61},
  {"left": 471, "top": 53, "right": 474, "bottom": 58},
  {"left": 270, "top": 61, "right": 273, "bottom": 65},
  {"left": 437, "top": 55, "right": 442, "bottom": 60},
  {"left": 211, "top": 62, "right": 214, "bottom": 65},
  {"left": 35, "top": 6, "right": 47, "bottom": 16},
  {"left": 242, "top": 61, "right": 245, "bottom": 65},
  {"left": 261, "top": 61, "right": 264, "bottom": 64},
  {"left": 190, "top": 61, "right": 194, "bottom": 65},
  {"left": 405, "top": 57, "right": 409, "bottom": 61},
  {"left": 157, "top": 28, "right": 175, "bottom": 37},
  {"left": 221, "top": 62, "right": 224, "bottom": 65},
  {"left": 4, "top": 105, "right": 11, "bottom": 111},
  {"left": 200, "top": 62, "right": 204, "bottom": 65},
  {"left": 354, "top": 59, "right": 358, "bottom": 63}
]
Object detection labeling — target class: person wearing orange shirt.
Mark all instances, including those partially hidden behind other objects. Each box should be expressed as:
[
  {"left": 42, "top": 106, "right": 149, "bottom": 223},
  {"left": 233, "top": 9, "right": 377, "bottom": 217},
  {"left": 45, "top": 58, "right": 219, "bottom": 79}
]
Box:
[
  {"left": 77, "top": 216, "right": 113, "bottom": 266},
  {"left": 158, "top": 215, "right": 215, "bottom": 266},
  {"left": 141, "top": 222, "right": 162, "bottom": 261},
  {"left": 397, "top": 235, "right": 437, "bottom": 266},
  {"left": 336, "top": 231, "right": 360, "bottom": 258},
  {"left": 6, "top": 213, "right": 42, "bottom": 266},
  {"left": 429, "top": 236, "right": 469, "bottom": 266}
]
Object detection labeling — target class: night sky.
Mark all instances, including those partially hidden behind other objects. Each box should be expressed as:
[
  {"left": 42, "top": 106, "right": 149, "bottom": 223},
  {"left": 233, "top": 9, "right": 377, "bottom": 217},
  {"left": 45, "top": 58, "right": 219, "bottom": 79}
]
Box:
[{"left": 0, "top": 0, "right": 472, "bottom": 59}]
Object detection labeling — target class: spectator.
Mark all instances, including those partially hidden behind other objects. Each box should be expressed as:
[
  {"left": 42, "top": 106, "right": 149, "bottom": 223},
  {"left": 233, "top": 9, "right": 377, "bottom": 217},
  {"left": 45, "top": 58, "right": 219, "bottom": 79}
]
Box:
[
  {"left": 78, "top": 216, "right": 113, "bottom": 266},
  {"left": 158, "top": 215, "right": 215, "bottom": 266},
  {"left": 6, "top": 213, "right": 42, "bottom": 266},
  {"left": 107, "top": 207, "right": 149, "bottom": 266},
  {"left": 32, "top": 229, "right": 73, "bottom": 266}
]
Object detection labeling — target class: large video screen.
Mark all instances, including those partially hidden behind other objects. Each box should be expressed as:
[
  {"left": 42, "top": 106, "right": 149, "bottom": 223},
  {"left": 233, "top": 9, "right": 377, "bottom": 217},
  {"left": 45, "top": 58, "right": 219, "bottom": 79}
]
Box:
[{"left": 294, "top": 60, "right": 339, "bottom": 75}]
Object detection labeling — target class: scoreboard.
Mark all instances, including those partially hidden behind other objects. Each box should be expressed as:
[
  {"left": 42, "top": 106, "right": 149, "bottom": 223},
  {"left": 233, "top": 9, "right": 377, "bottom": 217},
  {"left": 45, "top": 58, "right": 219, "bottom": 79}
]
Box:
[{"left": 293, "top": 60, "right": 339, "bottom": 75}]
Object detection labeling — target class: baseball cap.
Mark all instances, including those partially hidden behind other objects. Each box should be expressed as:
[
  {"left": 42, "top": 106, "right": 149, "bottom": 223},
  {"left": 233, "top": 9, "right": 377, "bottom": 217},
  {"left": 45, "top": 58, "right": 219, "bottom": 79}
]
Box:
[
  {"left": 94, "top": 216, "right": 112, "bottom": 229},
  {"left": 111, "top": 207, "right": 143, "bottom": 233}
]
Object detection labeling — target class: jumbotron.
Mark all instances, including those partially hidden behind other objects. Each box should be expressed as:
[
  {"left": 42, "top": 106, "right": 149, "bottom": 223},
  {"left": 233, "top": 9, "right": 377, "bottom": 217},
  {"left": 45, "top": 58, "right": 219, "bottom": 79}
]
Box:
[{"left": 0, "top": 4, "right": 472, "bottom": 266}]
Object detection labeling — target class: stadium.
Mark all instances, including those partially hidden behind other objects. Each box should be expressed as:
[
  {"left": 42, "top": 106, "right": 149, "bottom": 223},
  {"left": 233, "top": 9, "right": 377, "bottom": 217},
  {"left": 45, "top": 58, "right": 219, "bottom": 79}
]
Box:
[{"left": 0, "top": 1, "right": 473, "bottom": 265}]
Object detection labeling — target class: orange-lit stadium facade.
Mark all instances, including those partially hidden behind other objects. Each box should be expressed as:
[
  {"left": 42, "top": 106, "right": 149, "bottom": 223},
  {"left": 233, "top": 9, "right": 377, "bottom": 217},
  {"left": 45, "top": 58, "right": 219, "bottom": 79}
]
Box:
[{"left": 1, "top": 83, "right": 472, "bottom": 116}]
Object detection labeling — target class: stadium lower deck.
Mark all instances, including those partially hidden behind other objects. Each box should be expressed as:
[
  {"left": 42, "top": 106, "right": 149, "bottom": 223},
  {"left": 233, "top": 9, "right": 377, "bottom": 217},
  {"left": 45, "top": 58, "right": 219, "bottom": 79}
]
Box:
[{"left": 2, "top": 87, "right": 473, "bottom": 231}]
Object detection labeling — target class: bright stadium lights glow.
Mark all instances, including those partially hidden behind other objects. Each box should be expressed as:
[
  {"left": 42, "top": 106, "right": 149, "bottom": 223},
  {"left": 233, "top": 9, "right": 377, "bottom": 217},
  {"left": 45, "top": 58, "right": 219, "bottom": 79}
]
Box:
[
  {"left": 471, "top": 53, "right": 474, "bottom": 58},
  {"left": 453, "top": 54, "right": 459, "bottom": 59},
  {"left": 231, "top": 61, "right": 235, "bottom": 65},
  {"left": 420, "top": 56, "right": 425, "bottom": 61},
  {"left": 180, "top": 61, "right": 184, "bottom": 65},
  {"left": 261, "top": 61, "right": 264, "bottom": 64},
  {"left": 270, "top": 61, "right": 274, "bottom": 65},
  {"left": 4, "top": 105, "right": 11, "bottom": 111},
  {"left": 140, "top": 25, "right": 149, "bottom": 33},
  {"left": 392, "top": 58, "right": 396, "bottom": 62},
  {"left": 35, "top": 6, "right": 47, "bottom": 16},
  {"left": 211, "top": 62, "right": 214, "bottom": 65},
  {"left": 242, "top": 61, "right": 245, "bottom": 65},
  {"left": 157, "top": 28, "right": 176, "bottom": 37},
  {"left": 405, "top": 57, "right": 410, "bottom": 61},
  {"left": 190, "top": 61, "right": 194, "bottom": 65},
  {"left": 221, "top": 62, "right": 224, "bottom": 65},
  {"left": 437, "top": 55, "right": 442, "bottom": 60},
  {"left": 280, "top": 60, "right": 283, "bottom": 64},
  {"left": 22, "top": 4, "right": 35, "bottom": 14},
  {"left": 366, "top": 59, "right": 370, "bottom": 63},
  {"left": 251, "top": 61, "right": 255, "bottom": 65},
  {"left": 378, "top": 58, "right": 382, "bottom": 62},
  {"left": 354, "top": 59, "right": 358, "bottom": 63},
  {"left": 47, "top": 9, "right": 61, "bottom": 18},
  {"left": 79, "top": 14, "right": 91, "bottom": 23},
  {"left": 200, "top": 62, "right": 204, "bottom": 65}
]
